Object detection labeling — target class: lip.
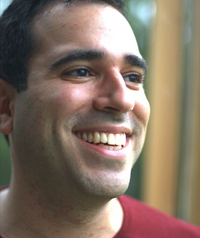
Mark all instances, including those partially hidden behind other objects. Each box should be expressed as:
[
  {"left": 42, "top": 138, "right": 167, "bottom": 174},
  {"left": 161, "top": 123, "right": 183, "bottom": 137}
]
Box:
[
  {"left": 72, "top": 125, "right": 132, "bottom": 136},
  {"left": 73, "top": 127, "right": 131, "bottom": 159}
]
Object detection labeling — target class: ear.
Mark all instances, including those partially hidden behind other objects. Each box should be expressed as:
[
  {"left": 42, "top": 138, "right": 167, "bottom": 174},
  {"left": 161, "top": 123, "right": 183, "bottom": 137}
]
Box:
[{"left": 0, "top": 79, "right": 16, "bottom": 135}]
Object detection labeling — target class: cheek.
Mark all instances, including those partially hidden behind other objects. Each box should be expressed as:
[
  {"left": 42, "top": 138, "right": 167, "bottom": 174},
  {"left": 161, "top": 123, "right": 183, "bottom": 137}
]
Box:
[
  {"left": 50, "top": 85, "right": 91, "bottom": 117},
  {"left": 135, "top": 92, "right": 150, "bottom": 126}
]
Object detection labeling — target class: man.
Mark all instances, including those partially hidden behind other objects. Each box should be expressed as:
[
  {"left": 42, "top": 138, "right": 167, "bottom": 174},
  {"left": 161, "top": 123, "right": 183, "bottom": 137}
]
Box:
[{"left": 0, "top": 0, "right": 199, "bottom": 237}]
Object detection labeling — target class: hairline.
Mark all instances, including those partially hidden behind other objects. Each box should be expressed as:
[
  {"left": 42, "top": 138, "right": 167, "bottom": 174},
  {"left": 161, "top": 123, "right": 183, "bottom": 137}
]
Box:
[
  {"left": 0, "top": 0, "right": 125, "bottom": 93},
  {"left": 31, "top": 0, "right": 126, "bottom": 59}
]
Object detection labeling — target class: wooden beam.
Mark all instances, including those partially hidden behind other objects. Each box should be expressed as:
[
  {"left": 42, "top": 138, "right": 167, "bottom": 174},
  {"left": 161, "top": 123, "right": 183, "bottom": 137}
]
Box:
[
  {"left": 190, "top": 1, "right": 200, "bottom": 225},
  {"left": 142, "top": 0, "right": 184, "bottom": 216},
  {"left": 178, "top": 0, "right": 200, "bottom": 226}
]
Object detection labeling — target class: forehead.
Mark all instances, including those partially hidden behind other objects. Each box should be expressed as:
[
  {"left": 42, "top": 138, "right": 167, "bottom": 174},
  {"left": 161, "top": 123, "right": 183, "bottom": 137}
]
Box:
[{"left": 31, "top": 2, "right": 141, "bottom": 62}]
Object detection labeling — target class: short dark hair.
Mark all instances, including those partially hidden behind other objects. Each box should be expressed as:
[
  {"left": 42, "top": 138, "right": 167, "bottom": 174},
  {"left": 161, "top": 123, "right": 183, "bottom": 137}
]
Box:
[{"left": 0, "top": 0, "right": 125, "bottom": 93}]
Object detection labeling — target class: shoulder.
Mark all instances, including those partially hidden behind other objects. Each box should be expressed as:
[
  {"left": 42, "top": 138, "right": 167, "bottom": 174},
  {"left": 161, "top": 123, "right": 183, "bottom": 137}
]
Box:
[{"left": 115, "top": 195, "right": 200, "bottom": 238}]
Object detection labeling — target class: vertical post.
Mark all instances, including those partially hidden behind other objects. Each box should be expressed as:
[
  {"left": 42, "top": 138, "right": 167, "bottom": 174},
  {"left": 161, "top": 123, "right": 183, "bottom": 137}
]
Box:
[
  {"left": 177, "top": 0, "right": 200, "bottom": 226},
  {"left": 190, "top": 1, "right": 200, "bottom": 225},
  {"left": 142, "top": 0, "right": 183, "bottom": 216}
]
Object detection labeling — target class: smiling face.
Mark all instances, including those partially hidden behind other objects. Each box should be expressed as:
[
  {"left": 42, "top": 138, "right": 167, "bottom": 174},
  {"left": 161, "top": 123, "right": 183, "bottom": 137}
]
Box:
[{"left": 12, "top": 2, "right": 150, "bottom": 199}]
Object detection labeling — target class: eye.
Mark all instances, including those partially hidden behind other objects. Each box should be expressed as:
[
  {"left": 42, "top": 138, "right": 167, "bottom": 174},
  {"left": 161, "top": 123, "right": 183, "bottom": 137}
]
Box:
[
  {"left": 123, "top": 73, "right": 144, "bottom": 84},
  {"left": 62, "top": 68, "right": 92, "bottom": 77}
]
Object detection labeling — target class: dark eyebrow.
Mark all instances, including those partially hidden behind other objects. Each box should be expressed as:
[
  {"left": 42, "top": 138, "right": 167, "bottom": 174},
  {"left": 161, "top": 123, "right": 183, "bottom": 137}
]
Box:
[
  {"left": 49, "top": 49, "right": 147, "bottom": 74},
  {"left": 124, "top": 54, "right": 147, "bottom": 74},
  {"left": 49, "top": 49, "right": 105, "bottom": 70}
]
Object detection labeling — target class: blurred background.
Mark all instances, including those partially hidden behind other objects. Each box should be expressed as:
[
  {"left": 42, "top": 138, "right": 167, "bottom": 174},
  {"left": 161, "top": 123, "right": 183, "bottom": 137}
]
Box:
[{"left": 0, "top": 0, "right": 199, "bottom": 226}]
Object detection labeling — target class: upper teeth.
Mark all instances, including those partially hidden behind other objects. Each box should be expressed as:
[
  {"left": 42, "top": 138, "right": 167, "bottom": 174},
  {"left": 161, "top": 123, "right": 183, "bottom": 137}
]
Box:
[{"left": 76, "top": 131, "right": 126, "bottom": 146}]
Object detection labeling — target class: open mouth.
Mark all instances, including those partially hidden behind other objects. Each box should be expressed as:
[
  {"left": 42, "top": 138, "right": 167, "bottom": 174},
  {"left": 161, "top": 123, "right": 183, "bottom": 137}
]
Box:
[{"left": 75, "top": 131, "right": 126, "bottom": 151}]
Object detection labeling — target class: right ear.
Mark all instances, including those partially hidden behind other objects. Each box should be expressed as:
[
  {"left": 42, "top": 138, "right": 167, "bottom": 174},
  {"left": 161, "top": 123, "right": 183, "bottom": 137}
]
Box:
[{"left": 0, "top": 79, "right": 16, "bottom": 135}]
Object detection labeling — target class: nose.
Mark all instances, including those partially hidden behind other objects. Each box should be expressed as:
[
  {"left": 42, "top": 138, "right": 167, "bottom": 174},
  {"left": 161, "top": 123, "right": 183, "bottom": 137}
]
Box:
[{"left": 93, "top": 71, "right": 135, "bottom": 114}]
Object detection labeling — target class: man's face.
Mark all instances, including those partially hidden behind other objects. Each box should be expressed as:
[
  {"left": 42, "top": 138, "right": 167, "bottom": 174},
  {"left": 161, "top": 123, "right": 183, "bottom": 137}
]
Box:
[{"left": 13, "top": 3, "right": 150, "bottom": 198}]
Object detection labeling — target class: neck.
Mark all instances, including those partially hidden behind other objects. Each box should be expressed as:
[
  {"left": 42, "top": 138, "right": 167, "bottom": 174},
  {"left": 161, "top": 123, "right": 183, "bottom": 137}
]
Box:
[{"left": 0, "top": 177, "right": 123, "bottom": 238}]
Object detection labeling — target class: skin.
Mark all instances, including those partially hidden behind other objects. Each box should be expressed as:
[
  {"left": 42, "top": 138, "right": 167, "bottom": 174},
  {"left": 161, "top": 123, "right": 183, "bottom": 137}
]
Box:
[{"left": 0, "top": 2, "right": 150, "bottom": 238}]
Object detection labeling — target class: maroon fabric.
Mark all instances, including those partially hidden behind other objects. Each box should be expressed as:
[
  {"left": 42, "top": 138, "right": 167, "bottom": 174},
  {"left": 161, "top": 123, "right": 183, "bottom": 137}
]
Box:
[{"left": 114, "top": 195, "right": 200, "bottom": 238}]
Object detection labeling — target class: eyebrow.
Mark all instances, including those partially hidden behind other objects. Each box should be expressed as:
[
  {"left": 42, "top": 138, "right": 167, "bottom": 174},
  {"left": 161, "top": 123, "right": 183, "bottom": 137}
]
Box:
[
  {"left": 49, "top": 49, "right": 147, "bottom": 73},
  {"left": 125, "top": 54, "right": 147, "bottom": 74},
  {"left": 49, "top": 49, "right": 105, "bottom": 70}
]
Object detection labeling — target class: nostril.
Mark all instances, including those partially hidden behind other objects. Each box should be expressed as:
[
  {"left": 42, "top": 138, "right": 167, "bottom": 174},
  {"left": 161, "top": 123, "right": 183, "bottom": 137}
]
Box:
[
  {"left": 93, "top": 89, "right": 135, "bottom": 114},
  {"left": 104, "top": 107, "right": 120, "bottom": 112}
]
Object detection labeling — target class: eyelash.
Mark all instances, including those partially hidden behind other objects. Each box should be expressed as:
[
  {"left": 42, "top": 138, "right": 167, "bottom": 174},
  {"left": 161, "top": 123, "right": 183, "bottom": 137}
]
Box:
[
  {"left": 123, "top": 73, "right": 144, "bottom": 85},
  {"left": 61, "top": 67, "right": 144, "bottom": 86},
  {"left": 62, "top": 67, "right": 93, "bottom": 77}
]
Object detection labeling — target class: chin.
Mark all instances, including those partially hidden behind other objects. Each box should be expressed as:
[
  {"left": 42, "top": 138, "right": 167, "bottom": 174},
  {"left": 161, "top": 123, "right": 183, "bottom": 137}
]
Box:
[{"left": 80, "top": 170, "right": 132, "bottom": 199}]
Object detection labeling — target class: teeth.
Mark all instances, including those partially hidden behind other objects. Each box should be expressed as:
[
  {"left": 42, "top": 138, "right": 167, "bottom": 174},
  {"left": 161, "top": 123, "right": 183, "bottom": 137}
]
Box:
[
  {"left": 108, "top": 133, "right": 115, "bottom": 145},
  {"left": 77, "top": 132, "right": 81, "bottom": 138},
  {"left": 100, "top": 133, "right": 107, "bottom": 143},
  {"left": 121, "top": 134, "right": 126, "bottom": 146},
  {"left": 76, "top": 131, "right": 126, "bottom": 147},
  {"left": 82, "top": 132, "right": 87, "bottom": 141},
  {"left": 88, "top": 132, "right": 93, "bottom": 143},
  {"left": 115, "top": 134, "right": 121, "bottom": 145},
  {"left": 94, "top": 132, "right": 100, "bottom": 144},
  {"left": 99, "top": 144, "right": 122, "bottom": 150}
]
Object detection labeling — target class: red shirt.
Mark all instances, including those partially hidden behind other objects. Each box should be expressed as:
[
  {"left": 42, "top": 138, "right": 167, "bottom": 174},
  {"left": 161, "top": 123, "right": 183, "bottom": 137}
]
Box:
[{"left": 114, "top": 195, "right": 200, "bottom": 238}]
